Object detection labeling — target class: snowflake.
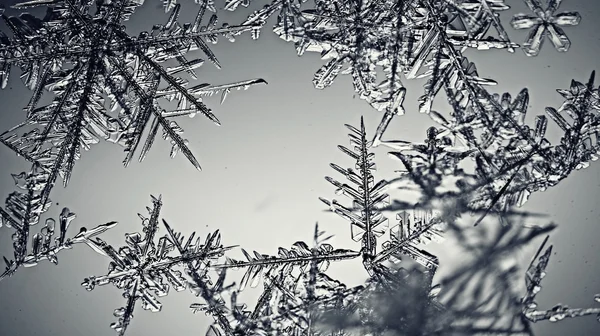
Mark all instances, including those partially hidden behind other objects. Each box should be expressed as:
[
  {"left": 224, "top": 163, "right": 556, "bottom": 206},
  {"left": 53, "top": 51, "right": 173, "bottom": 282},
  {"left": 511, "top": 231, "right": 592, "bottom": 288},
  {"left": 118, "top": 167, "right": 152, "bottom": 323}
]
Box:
[
  {"left": 0, "top": 0, "right": 598, "bottom": 335},
  {"left": 215, "top": 224, "right": 360, "bottom": 291},
  {"left": 0, "top": 0, "right": 266, "bottom": 206},
  {"left": 82, "top": 195, "right": 234, "bottom": 335},
  {"left": 511, "top": 0, "right": 581, "bottom": 56}
]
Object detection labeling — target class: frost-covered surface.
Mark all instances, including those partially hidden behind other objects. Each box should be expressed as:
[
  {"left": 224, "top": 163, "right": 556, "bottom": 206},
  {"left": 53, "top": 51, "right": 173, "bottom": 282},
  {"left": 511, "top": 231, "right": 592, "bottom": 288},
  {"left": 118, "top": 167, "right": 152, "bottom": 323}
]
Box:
[{"left": 0, "top": 0, "right": 598, "bottom": 335}]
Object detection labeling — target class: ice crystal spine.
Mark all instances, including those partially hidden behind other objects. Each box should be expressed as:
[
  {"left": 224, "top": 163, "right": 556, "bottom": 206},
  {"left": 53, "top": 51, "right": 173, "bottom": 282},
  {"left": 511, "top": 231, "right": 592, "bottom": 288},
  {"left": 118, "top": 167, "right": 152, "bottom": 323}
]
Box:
[
  {"left": 319, "top": 117, "right": 389, "bottom": 262},
  {"left": 213, "top": 222, "right": 360, "bottom": 291},
  {"left": 319, "top": 118, "right": 445, "bottom": 277}
]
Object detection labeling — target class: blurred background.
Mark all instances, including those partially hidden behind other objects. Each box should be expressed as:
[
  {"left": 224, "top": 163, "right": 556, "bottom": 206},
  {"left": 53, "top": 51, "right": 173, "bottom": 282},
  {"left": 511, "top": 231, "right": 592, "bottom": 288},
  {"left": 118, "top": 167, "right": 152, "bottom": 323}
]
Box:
[{"left": 0, "top": 0, "right": 598, "bottom": 335}]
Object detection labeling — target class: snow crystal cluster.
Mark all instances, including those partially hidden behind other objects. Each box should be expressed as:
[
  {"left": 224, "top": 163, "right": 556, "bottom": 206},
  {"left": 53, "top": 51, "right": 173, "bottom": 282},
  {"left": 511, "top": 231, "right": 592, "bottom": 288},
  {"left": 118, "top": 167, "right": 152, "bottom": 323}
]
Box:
[{"left": 0, "top": 0, "right": 598, "bottom": 335}]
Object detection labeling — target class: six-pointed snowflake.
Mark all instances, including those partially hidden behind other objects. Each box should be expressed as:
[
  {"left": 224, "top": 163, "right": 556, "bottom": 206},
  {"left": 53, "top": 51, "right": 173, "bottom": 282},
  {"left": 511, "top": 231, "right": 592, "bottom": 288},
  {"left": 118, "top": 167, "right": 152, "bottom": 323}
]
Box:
[{"left": 82, "top": 195, "right": 235, "bottom": 335}]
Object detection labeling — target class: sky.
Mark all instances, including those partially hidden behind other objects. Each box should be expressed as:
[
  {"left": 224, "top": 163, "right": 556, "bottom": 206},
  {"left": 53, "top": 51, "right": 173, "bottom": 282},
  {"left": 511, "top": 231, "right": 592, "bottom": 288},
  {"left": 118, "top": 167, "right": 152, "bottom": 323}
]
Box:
[{"left": 0, "top": 0, "right": 599, "bottom": 335}]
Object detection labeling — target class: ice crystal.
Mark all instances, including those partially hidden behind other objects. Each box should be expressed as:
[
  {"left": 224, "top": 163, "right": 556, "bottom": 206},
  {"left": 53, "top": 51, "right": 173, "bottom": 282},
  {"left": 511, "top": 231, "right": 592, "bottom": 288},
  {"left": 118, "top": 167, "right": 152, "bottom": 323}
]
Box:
[
  {"left": 372, "top": 208, "right": 444, "bottom": 274},
  {"left": 511, "top": 0, "right": 581, "bottom": 56},
  {"left": 319, "top": 118, "right": 390, "bottom": 261},
  {"left": 521, "top": 235, "right": 600, "bottom": 323},
  {"left": 0, "top": 0, "right": 266, "bottom": 199},
  {"left": 0, "top": 0, "right": 598, "bottom": 335},
  {"left": 214, "top": 223, "right": 360, "bottom": 291},
  {"left": 82, "top": 195, "right": 235, "bottom": 335},
  {"left": 0, "top": 163, "right": 117, "bottom": 281},
  {"left": 319, "top": 118, "right": 445, "bottom": 276},
  {"left": 380, "top": 72, "right": 599, "bottom": 222},
  {"left": 206, "top": 224, "right": 363, "bottom": 336}
]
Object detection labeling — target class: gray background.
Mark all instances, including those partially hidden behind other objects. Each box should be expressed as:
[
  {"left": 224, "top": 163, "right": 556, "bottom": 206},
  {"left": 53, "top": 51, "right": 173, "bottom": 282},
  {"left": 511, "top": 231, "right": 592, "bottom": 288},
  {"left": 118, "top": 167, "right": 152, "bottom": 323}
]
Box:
[{"left": 0, "top": 0, "right": 598, "bottom": 335}]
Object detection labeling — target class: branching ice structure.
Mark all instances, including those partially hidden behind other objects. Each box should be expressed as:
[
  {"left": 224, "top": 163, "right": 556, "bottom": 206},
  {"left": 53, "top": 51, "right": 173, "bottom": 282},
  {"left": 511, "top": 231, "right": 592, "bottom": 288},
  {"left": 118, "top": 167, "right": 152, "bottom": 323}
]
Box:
[
  {"left": 0, "top": 0, "right": 265, "bottom": 285},
  {"left": 201, "top": 216, "right": 596, "bottom": 336},
  {"left": 0, "top": 0, "right": 598, "bottom": 335},
  {"left": 319, "top": 118, "right": 391, "bottom": 262},
  {"left": 0, "top": 0, "right": 267, "bottom": 204},
  {"left": 0, "top": 168, "right": 117, "bottom": 280},
  {"left": 223, "top": 0, "right": 599, "bottom": 218},
  {"left": 511, "top": 0, "right": 581, "bottom": 57},
  {"left": 380, "top": 73, "right": 599, "bottom": 224},
  {"left": 521, "top": 235, "right": 600, "bottom": 323},
  {"left": 202, "top": 224, "right": 363, "bottom": 335},
  {"left": 319, "top": 118, "right": 444, "bottom": 276},
  {"left": 223, "top": 0, "right": 596, "bottom": 182},
  {"left": 82, "top": 195, "right": 235, "bottom": 335}
]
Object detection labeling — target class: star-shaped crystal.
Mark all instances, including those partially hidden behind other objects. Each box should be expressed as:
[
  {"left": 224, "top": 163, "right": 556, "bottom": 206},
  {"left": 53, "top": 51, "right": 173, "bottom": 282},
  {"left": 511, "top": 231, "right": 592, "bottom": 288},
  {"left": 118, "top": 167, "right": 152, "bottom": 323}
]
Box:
[{"left": 511, "top": 0, "right": 581, "bottom": 56}]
